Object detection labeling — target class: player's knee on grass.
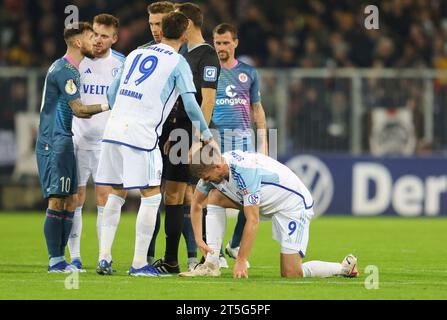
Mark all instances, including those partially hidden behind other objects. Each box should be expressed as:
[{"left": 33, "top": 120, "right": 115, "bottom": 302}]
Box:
[
  {"left": 280, "top": 253, "right": 304, "bottom": 278},
  {"left": 95, "top": 185, "right": 111, "bottom": 206}
]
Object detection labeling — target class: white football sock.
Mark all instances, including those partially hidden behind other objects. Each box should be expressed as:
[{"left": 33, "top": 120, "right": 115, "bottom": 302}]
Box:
[
  {"left": 68, "top": 206, "right": 82, "bottom": 260},
  {"left": 97, "top": 206, "right": 104, "bottom": 249},
  {"left": 100, "top": 194, "right": 125, "bottom": 262},
  {"left": 205, "top": 204, "right": 226, "bottom": 268},
  {"left": 302, "top": 261, "right": 344, "bottom": 278},
  {"left": 132, "top": 194, "right": 161, "bottom": 269}
]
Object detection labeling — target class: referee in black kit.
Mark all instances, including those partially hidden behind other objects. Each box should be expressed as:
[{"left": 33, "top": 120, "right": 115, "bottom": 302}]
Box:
[{"left": 152, "top": 2, "right": 221, "bottom": 274}]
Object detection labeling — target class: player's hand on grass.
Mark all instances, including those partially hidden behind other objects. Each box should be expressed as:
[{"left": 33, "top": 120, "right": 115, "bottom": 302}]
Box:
[{"left": 233, "top": 258, "right": 248, "bottom": 279}]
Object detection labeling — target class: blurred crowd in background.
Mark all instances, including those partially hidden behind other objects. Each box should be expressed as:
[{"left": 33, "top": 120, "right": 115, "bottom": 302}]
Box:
[
  {"left": 1, "top": 0, "right": 447, "bottom": 158},
  {"left": 2, "top": 0, "right": 447, "bottom": 69}
]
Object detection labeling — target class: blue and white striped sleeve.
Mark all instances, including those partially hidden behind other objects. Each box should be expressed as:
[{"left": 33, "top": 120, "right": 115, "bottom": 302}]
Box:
[
  {"left": 196, "top": 179, "right": 215, "bottom": 195},
  {"left": 175, "top": 57, "right": 196, "bottom": 95},
  {"left": 107, "top": 65, "right": 123, "bottom": 108},
  {"left": 231, "top": 165, "right": 262, "bottom": 207}
]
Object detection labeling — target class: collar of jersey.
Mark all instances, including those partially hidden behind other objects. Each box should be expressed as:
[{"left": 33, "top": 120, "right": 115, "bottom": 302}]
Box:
[
  {"left": 187, "top": 42, "right": 211, "bottom": 52},
  {"left": 63, "top": 54, "right": 79, "bottom": 70}
]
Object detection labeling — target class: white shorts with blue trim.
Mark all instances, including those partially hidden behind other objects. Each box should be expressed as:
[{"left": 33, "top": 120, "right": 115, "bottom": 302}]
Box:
[
  {"left": 74, "top": 147, "right": 100, "bottom": 186},
  {"left": 271, "top": 208, "right": 314, "bottom": 257},
  {"left": 96, "top": 142, "right": 162, "bottom": 189}
]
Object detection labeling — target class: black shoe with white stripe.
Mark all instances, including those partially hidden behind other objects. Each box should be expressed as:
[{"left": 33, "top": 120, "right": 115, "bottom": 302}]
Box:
[{"left": 152, "top": 259, "right": 181, "bottom": 275}]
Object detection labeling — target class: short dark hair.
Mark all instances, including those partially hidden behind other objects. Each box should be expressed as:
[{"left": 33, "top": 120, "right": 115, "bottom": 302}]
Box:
[
  {"left": 148, "top": 1, "right": 175, "bottom": 14},
  {"left": 161, "top": 11, "right": 189, "bottom": 40},
  {"left": 213, "top": 23, "right": 238, "bottom": 39},
  {"left": 64, "top": 22, "right": 93, "bottom": 44},
  {"left": 175, "top": 2, "right": 203, "bottom": 28},
  {"left": 93, "top": 14, "right": 120, "bottom": 31}
]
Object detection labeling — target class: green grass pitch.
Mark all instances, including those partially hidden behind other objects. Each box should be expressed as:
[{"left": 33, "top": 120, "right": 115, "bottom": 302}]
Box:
[{"left": 0, "top": 212, "right": 446, "bottom": 300}]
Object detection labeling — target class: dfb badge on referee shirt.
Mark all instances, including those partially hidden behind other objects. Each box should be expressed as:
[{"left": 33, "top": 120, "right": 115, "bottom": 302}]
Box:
[{"left": 204, "top": 66, "right": 217, "bottom": 82}]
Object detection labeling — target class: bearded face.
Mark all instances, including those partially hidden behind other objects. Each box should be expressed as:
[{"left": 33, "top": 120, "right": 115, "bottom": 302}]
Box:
[
  {"left": 217, "top": 50, "right": 230, "bottom": 62},
  {"left": 81, "top": 43, "right": 95, "bottom": 59},
  {"left": 80, "top": 30, "right": 95, "bottom": 59}
]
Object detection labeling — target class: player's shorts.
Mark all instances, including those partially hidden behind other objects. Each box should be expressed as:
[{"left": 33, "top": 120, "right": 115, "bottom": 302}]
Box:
[
  {"left": 95, "top": 142, "right": 162, "bottom": 189},
  {"left": 271, "top": 207, "right": 314, "bottom": 258},
  {"left": 160, "top": 117, "right": 193, "bottom": 183},
  {"left": 74, "top": 147, "right": 100, "bottom": 186},
  {"left": 36, "top": 138, "right": 78, "bottom": 199}
]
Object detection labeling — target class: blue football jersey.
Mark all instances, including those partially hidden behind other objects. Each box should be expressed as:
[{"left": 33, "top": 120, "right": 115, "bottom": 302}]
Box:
[
  {"left": 37, "top": 56, "right": 81, "bottom": 151},
  {"left": 212, "top": 61, "right": 261, "bottom": 151}
]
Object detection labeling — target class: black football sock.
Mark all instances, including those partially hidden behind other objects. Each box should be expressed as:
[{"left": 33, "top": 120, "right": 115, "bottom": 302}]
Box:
[
  {"left": 230, "top": 210, "right": 246, "bottom": 248},
  {"left": 164, "top": 205, "right": 184, "bottom": 264},
  {"left": 182, "top": 205, "right": 197, "bottom": 258},
  {"left": 202, "top": 207, "right": 207, "bottom": 243},
  {"left": 147, "top": 206, "right": 161, "bottom": 260}
]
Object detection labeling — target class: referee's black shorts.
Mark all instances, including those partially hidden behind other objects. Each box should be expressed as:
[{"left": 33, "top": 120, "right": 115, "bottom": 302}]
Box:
[{"left": 160, "top": 117, "right": 195, "bottom": 184}]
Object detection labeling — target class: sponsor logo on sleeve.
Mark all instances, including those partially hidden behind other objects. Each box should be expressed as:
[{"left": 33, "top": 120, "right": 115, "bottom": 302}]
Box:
[
  {"left": 248, "top": 193, "right": 260, "bottom": 205},
  {"left": 204, "top": 66, "right": 217, "bottom": 82},
  {"left": 65, "top": 79, "right": 78, "bottom": 95}
]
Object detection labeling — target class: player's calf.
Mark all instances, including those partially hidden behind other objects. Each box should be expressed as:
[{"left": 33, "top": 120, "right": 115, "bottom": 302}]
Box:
[{"left": 280, "top": 252, "right": 304, "bottom": 278}]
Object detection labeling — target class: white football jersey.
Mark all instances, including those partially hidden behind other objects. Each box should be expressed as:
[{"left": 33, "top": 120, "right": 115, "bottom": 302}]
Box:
[
  {"left": 73, "top": 49, "right": 125, "bottom": 150},
  {"left": 196, "top": 150, "right": 314, "bottom": 218},
  {"left": 102, "top": 43, "right": 196, "bottom": 151}
]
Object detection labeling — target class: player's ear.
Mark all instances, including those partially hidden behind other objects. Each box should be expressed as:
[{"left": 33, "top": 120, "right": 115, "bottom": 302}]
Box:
[
  {"left": 112, "top": 33, "right": 118, "bottom": 45},
  {"left": 187, "top": 19, "right": 194, "bottom": 31},
  {"left": 234, "top": 38, "right": 239, "bottom": 49},
  {"left": 74, "top": 36, "right": 82, "bottom": 49},
  {"left": 180, "top": 32, "right": 187, "bottom": 44}
]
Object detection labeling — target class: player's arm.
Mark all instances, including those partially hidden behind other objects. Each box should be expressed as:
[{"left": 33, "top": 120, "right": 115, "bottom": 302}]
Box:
[
  {"left": 199, "top": 51, "right": 220, "bottom": 125},
  {"left": 251, "top": 101, "right": 268, "bottom": 155},
  {"left": 190, "top": 183, "right": 213, "bottom": 256},
  {"left": 181, "top": 92, "right": 213, "bottom": 141},
  {"left": 57, "top": 69, "right": 109, "bottom": 118},
  {"left": 176, "top": 58, "right": 214, "bottom": 141},
  {"left": 234, "top": 204, "right": 260, "bottom": 279},
  {"left": 107, "top": 65, "right": 124, "bottom": 108},
  {"left": 201, "top": 87, "right": 216, "bottom": 125},
  {"left": 68, "top": 99, "right": 110, "bottom": 118},
  {"left": 249, "top": 69, "right": 268, "bottom": 154}
]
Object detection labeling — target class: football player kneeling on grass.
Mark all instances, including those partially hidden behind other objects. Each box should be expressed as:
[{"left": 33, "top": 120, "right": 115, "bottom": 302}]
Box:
[{"left": 179, "top": 146, "right": 359, "bottom": 279}]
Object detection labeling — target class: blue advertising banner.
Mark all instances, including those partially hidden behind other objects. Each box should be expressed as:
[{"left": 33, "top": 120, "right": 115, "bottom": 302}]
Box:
[{"left": 281, "top": 155, "right": 447, "bottom": 217}]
